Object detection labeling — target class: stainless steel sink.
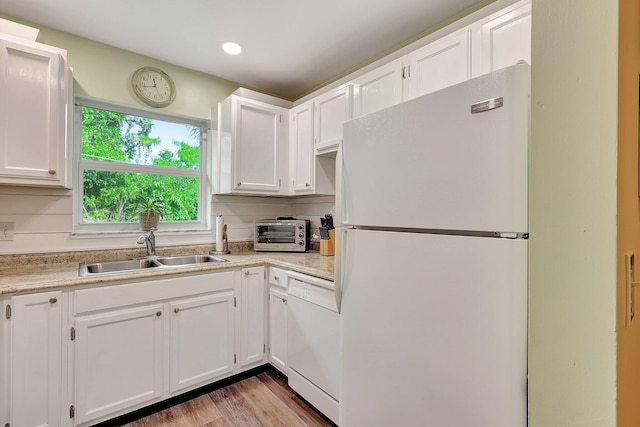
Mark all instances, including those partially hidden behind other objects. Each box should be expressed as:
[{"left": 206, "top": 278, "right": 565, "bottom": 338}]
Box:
[
  {"left": 79, "top": 254, "right": 228, "bottom": 276},
  {"left": 155, "top": 254, "right": 229, "bottom": 266},
  {"left": 80, "top": 259, "right": 162, "bottom": 276}
]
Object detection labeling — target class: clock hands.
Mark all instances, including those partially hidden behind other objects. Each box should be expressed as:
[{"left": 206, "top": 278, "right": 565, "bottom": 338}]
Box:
[{"left": 142, "top": 77, "right": 157, "bottom": 88}]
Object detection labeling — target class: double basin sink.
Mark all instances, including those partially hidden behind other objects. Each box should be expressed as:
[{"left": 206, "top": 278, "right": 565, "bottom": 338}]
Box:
[{"left": 79, "top": 254, "right": 228, "bottom": 276}]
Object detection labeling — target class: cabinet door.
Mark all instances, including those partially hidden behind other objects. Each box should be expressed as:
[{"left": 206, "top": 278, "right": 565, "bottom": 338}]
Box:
[
  {"left": 352, "top": 58, "right": 404, "bottom": 118},
  {"left": 476, "top": 0, "right": 531, "bottom": 76},
  {"left": 7, "top": 291, "right": 62, "bottom": 427},
  {"left": 75, "top": 305, "right": 164, "bottom": 425},
  {"left": 290, "top": 102, "right": 314, "bottom": 194},
  {"left": 268, "top": 287, "right": 288, "bottom": 374},
  {"left": 405, "top": 29, "right": 472, "bottom": 100},
  {"left": 314, "top": 85, "right": 353, "bottom": 155},
  {"left": 0, "top": 37, "right": 69, "bottom": 187},
  {"left": 169, "top": 292, "right": 235, "bottom": 394},
  {"left": 239, "top": 266, "right": 266, "bottom": 369},
  {"left": 233, "top": 97, "right": 286, "bottom": 193}
]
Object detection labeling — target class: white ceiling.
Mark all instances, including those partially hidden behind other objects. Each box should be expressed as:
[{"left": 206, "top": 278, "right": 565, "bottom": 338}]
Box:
[{"left": 0, "top": 0, "right": 485, "bottom": 100}]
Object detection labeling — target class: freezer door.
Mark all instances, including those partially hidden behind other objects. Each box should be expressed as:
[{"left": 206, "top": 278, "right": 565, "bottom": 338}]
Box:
[
  {"left": 342, "top": 63, "right": 529, "bottom": 233},
  {"left": 339, "top": 229, "right": 527, "bottom": 427}
]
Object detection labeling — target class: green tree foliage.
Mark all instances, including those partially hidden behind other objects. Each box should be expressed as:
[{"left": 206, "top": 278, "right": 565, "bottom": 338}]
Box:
[{"left": 81, "top": 107, "right": 200, "bottom": 223}]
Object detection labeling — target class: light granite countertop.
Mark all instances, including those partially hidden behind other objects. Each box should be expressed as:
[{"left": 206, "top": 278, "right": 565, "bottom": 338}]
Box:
[{"left": 0, "top": 248, "right": 335, "bottom": 295}]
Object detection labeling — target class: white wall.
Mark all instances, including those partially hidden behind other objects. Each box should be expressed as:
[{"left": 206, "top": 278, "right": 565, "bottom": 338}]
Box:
[{"left": 528, "top": 0, "right": 618, "bottom": 425}]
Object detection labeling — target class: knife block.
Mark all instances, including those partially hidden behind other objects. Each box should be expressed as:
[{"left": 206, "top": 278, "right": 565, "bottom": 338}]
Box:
[{"left": 320, "top": 229, "right": 335, "bottom": 256}]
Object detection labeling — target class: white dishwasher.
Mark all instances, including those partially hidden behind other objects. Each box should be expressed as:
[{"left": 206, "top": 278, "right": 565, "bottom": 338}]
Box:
[{"left": 287, "top": 270, "right": 340, "bottom": 425}]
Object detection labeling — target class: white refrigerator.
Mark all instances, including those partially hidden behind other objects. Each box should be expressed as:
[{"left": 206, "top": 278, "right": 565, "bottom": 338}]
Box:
[{"left": 336, "top": 63, "right": 529, "bottom": 427}]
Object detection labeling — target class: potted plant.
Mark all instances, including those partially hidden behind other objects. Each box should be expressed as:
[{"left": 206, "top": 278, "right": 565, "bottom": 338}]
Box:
[{"left": 135, "top": 198, "right": 166, "bottom": 231}]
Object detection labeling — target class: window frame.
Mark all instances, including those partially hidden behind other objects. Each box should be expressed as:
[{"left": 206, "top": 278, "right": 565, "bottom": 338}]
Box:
[{"left": 72, "top": 97, "right": 211, "bottom": 233}]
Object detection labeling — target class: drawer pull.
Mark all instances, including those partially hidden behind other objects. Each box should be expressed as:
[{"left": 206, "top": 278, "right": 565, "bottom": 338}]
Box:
[
  {"left": 282, "top": 297, "right": 287, "bottom": 303},
  {"left": 244, "top": 270, "right": 250, "bottom": 276},
  {"left": 49, "top": 297, "right": 58, "bottom": 304},
  {"left": 156, "top": 311, "right": 162, "bottom": 317},
  {"left": 48, "top": 169, "right": 56, "bottom": 175},
  {"left": 274, "top": 276, "right": 279, "bottom": 281},
  {"left": 174, "top": 307, "right": 180, "bottom": 314}
]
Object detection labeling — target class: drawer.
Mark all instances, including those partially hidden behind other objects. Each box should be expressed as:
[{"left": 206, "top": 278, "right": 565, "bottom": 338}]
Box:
[
  {"left": 74, "top": 270, "right": 236, "bottom": 315},
  {"left": 269, "top": 267, "right": 287, "bottom": 289}
]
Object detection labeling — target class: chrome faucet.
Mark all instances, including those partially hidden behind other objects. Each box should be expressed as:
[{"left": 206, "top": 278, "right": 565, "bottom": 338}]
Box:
[{"left": 137, "top": 228, "right": 156, "bottom": 257}]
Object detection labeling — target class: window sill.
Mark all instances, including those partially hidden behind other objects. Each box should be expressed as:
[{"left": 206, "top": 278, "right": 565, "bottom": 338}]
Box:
[{"left": 70, "top": 228, "right": 213, "bottom": 240}]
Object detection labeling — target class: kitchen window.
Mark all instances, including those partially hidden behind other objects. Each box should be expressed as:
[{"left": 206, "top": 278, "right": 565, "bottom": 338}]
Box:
[{"left": 73, "top": 99, "right": 209, "bottom": 232}]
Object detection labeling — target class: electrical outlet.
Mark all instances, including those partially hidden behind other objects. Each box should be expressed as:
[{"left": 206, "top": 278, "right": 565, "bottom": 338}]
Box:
[{"left": 0, "top": 222, "right": 14, "bottom": 241}]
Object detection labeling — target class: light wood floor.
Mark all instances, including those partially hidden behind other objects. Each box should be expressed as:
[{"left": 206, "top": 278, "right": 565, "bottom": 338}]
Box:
[{"left": 112, "top": 370, "right": 335, "bottom": 427}]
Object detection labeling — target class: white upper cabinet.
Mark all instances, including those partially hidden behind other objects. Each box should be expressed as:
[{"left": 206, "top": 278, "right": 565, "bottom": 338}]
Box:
[
  {"left": 0, "top": 34, "right": 71, "bottom": 188},
  {"left": 313, "top": 85, "right": 353, "bottom": 156},
  {"left": 404, "top": 29, "right": 472, "bottom": 101},
  {"left": 473, "top": 0, "right": 532, "bottom": 77},
  {"left": 289, "top": 101, "right": 336, "bottom": 196},
  {"left": 289, "top": 102, "right": 314, "bottom": 194},
  {"left": 216, "top": 95, "right": 288, "bottom": 195},
  {"left": 352, "top": 58, "right": 404, "bottom": 119},
  {"left": 214, "top": 1, "right": 529, "bottom": 198}
]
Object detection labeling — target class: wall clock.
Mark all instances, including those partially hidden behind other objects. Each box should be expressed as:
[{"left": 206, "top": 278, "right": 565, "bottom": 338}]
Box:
[{"left": 131, "top": 66, "right": 176, "bottom": 108}]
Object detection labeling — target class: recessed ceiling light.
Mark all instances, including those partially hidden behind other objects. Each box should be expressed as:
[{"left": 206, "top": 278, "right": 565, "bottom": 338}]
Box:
[{"left": 222, "top": 42, "right": 242, "bottom": 55}]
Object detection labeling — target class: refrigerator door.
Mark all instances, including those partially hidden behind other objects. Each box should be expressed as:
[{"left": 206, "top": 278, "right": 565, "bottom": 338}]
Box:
[
  {"left": 342, "top": 63, "right": 529, "bottom": 233},
  {"left": 340, "top": 229, "right": 527, "bottom": 427}
]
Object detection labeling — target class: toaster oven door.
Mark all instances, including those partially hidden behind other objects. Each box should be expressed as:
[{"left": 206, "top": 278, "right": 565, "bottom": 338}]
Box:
[{"left": 256, "top": 223, "right": 298, "bottom": 250}]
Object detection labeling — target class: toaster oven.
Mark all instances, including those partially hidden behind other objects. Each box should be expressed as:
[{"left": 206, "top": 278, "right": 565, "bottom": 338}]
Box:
[{"left": 255, "top": 219, "right": 311, "bottom": 252}]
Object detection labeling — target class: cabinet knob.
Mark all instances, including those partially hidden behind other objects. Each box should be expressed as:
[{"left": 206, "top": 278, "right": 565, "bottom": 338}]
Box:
[
  {"left": 305, "top": 183, "right": 310, "bottom": 187},
  {"left": 237, "top": 181, "right": 242, "bottom": 186},
  {"left": 244, "top": 270, "right": 250, "bottom": 276},
  {"left": 156, "top": 311, "right": 162, "bottom": 317},
  {"left": 174, "top": 307, "right": 180, "bottom": 314},
  {"left": 274, "top": 276, "right": 279, "bottom": 281},
  {"left": 48, "top": 169, "right": 56, "bottom": 175},
  {"left": 49, "top": 297, "right": 57, "bottom": 304},
  {"left": 282, "top": 297, "right": 287, "bottom": 303}
]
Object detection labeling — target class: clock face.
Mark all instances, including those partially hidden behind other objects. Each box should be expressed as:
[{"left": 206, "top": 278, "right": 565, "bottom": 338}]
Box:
[{"left": 132, "top": 67, "right": 176, "bottom": 107}]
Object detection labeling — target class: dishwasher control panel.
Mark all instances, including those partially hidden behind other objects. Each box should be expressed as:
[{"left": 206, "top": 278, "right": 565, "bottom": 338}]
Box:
[{"left": 288, "top": 277, "right": 337, "bottom": 312}]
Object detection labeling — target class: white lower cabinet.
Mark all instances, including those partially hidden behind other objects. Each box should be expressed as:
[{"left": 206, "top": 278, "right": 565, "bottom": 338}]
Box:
[
  {"left": 169, "top": 292, "right": 235, "bottom": 394},
  {"left": 74, "top": 304, "right": 165, "bottom": 426},
  {"left": 71, "top": 270, "right": 237, "bottom": 426},
  {"left": 238, "top": 266, "right": 267, "bottom": 370},
  {"left": 0, "top": 265, "right": 330, "bottom": 427},
  {"left": 267, "top": 267, "right": 288, "bottom": 374},
  {"left": 268, "top": 287, "right": 288, "bottom": 374},
  {"left": 1, "top": 291, "right": 63, "bottom": 427}
]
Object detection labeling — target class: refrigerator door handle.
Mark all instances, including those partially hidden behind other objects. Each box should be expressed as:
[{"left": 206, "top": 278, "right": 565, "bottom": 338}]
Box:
[
  {"left": 333, "top": 227, "right": 349, "bottom": 313},
  {"left": 335, "top": 142, "right": 345, "bottom": 227}
]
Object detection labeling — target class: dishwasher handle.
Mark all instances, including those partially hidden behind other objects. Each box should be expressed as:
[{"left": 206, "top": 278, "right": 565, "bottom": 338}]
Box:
[{"left": 286, "top": 270, "right": 334, "bottom": 291}]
